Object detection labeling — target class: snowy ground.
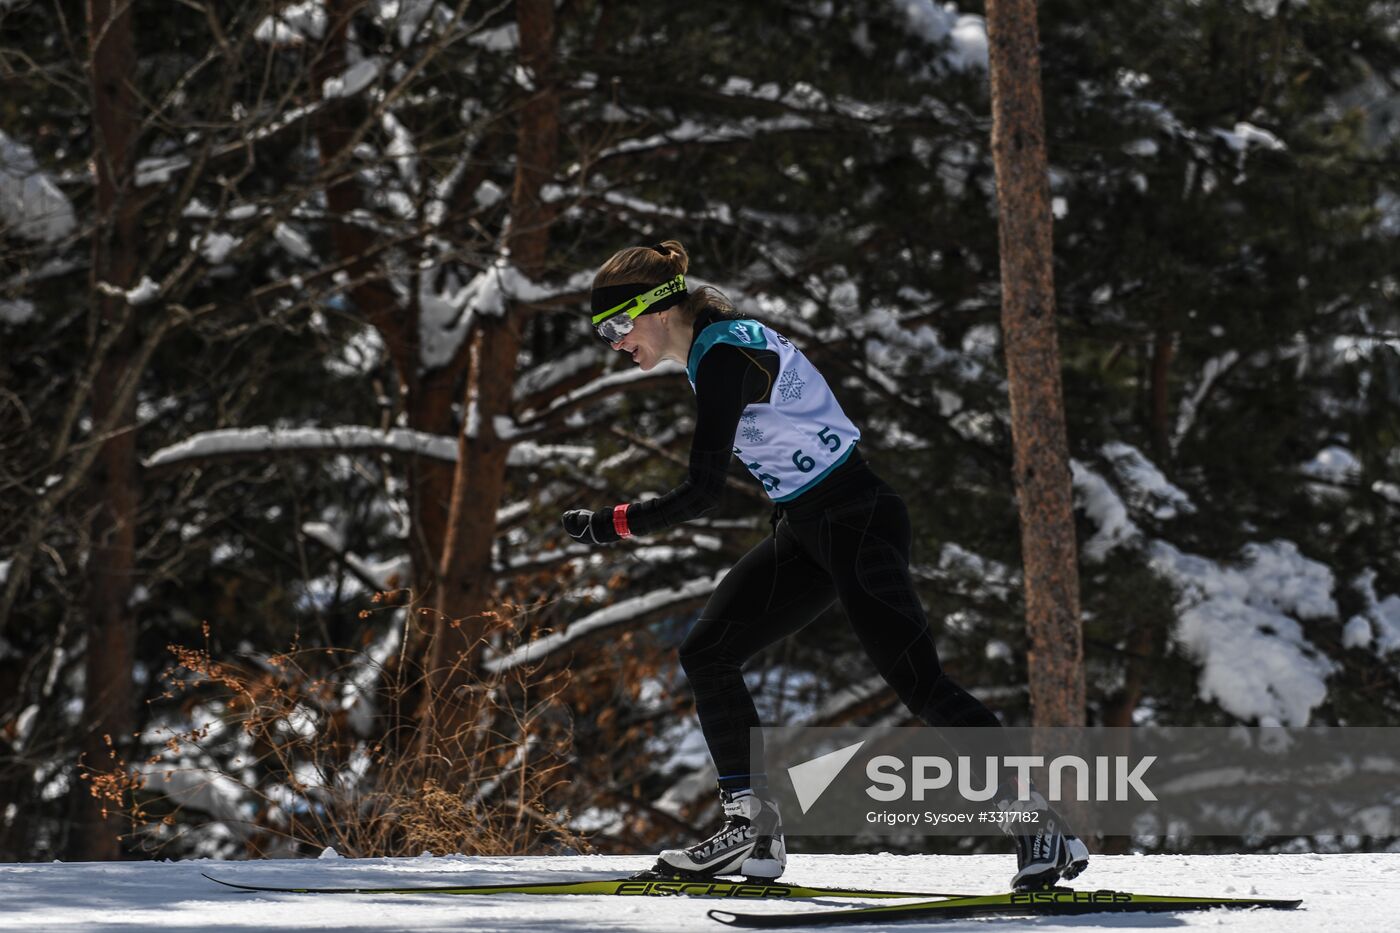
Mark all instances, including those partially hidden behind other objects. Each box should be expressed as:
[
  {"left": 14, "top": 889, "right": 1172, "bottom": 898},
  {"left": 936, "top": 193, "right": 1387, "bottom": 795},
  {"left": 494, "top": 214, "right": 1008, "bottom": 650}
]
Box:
[{"left": 0, "top": 852, "right": 1395, "bottom": 932}]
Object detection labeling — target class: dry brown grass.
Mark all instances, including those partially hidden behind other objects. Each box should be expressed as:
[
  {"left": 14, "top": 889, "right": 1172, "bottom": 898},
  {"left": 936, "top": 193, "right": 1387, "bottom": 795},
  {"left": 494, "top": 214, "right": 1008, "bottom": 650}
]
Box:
[{"left": 81, "top": 604, "right": 595, "bottom": 859}]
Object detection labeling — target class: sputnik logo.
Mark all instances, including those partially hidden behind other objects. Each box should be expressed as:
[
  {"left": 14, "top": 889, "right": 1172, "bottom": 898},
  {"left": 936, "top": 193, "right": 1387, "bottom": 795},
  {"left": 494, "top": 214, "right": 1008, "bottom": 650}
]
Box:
[{"left": 786, "top": 741, "right": 865, "bottom": 814}]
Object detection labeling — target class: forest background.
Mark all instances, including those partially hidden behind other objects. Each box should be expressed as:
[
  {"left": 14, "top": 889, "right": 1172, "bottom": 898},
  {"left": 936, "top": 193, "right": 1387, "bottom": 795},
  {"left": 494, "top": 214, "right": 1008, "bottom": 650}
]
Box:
[{"left": 1, "top": 0, "right": 1398, "bottom": 864}]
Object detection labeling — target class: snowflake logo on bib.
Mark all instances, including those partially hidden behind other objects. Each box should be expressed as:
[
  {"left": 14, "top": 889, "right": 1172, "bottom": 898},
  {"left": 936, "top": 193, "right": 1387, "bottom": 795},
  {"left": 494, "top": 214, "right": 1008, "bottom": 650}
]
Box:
[
  {"left": 739, "top": 410, "right": 764, "bottom": 444},
  {"left": 777, "top": 369, "right": 805, "bottom": 401}
]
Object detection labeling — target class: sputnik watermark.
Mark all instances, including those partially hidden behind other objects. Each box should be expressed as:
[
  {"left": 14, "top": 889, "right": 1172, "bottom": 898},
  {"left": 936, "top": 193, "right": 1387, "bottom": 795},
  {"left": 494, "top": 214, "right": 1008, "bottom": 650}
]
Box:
[
  {"left": 757, "top": 726, "right": 1400, "bottom": 836},
  {"left": 865, "top": 755, "right": 1157, "bottom": 802},
  {"left": 786, "top": 747, "right": 1156, "bottom": 814}
]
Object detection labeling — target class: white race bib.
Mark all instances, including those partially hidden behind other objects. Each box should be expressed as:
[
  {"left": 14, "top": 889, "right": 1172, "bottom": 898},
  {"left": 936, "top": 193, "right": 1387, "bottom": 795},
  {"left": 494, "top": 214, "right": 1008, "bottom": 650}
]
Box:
[{"left": 687, "top": 319, "right": 861, "bottom": 502}]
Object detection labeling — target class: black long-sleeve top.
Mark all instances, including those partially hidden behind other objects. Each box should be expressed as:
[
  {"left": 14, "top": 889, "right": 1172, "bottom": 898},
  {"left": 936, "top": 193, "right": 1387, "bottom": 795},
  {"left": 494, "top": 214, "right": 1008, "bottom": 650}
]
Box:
[
  {"left": 609, "top": 308, "right": 778, "bottom": 537},
  {"left": 592, "top": 308, "right": 865, "bottom": 540}
]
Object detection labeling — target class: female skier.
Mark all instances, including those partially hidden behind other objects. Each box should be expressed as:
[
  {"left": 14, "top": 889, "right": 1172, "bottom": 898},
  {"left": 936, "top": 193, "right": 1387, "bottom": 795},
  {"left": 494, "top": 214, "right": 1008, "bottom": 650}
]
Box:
[{"left": 561, "top": 241, "right": 1088, "bottom": 890}]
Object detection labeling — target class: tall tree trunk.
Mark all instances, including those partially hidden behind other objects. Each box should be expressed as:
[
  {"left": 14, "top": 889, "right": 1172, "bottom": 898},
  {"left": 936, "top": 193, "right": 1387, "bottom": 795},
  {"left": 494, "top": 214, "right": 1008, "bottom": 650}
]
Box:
[
  {"left": 72, "top": 0, "right": 141, "bottom": 862},
  {"left": 308, "top": 1, "right": 493, "bottom": 769},
  {"left": 985, "top": 0, "right": 1085, "bottom": 727},
  {"left": 404, "top": 370, "right": 460, "bottom": 604},
  {"left": 425, "top": 0, "right": 560, "bottom": 755}
]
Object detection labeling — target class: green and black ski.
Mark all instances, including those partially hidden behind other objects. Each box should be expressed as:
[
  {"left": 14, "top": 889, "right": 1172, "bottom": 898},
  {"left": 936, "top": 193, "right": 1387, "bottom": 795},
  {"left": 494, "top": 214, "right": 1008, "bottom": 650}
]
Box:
[
  {"left": 202, "top": 870, "right": 959, "bottom": 901},
  {"left": 708, "top": 887, "right": 1303, "bottom": 927}
]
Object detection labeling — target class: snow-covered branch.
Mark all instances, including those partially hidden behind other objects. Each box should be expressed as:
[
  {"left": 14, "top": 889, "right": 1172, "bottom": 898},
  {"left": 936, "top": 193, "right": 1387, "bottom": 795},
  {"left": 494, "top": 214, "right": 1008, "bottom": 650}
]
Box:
[
  {"left": 483, "top": 570, "right": 726, "bottom": 674},
  {"left": 514, "top": 364, "right": 686, "bottom": 438},
  {"left": 145, "top": 426, "right": 595, "bottom": 470},
  {"left": 1172, "top": 350, "right": 1240, "bottom": 454}
]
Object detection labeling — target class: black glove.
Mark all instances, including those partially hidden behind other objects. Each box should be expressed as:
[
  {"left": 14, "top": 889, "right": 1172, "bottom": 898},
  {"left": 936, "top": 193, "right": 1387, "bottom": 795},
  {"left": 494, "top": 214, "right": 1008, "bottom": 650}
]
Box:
[{"left": 561, "top": 509, "right": 621, "bottom": 545}]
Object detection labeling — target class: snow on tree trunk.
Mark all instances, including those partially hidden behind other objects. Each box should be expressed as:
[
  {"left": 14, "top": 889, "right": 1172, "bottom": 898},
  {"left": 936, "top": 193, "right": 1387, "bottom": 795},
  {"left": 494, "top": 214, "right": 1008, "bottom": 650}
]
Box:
[
  {"left": 309, "top": 0, "right": 463, "bottom": 604},
  {"left": 985, "top": 0, "right": 1085, "bottom": 727}
]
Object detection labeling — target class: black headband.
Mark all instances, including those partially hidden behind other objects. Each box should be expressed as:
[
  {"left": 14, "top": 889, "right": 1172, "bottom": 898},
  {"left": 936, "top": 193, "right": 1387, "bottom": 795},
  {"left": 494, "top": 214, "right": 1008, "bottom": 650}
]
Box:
[{"left": 589, "top": 278, "right": 688, "bottom": 318}]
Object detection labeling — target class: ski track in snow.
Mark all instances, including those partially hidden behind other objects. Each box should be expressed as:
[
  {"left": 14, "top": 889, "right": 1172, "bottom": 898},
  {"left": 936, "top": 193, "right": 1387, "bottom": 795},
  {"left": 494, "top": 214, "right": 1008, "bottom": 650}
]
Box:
[{"left": 0, "top": 853, "right": 1393, "bottom": 931}]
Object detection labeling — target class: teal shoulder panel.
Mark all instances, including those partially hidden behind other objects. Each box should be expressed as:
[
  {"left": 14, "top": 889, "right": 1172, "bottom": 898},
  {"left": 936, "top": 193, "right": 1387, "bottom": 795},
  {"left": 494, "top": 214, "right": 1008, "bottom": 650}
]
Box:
[{"left": 687, "top": 320, "right": 768, "bottom": 383}]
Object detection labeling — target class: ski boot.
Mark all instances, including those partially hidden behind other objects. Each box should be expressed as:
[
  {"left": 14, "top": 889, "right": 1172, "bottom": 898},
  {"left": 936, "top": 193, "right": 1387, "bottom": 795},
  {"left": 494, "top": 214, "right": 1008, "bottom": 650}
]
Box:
[
  {"left": 650, "top": 785, "right": 786, "bottom": 880},
  {"left": 997, "top": 787, "right": 1090, "bottom": 891}
]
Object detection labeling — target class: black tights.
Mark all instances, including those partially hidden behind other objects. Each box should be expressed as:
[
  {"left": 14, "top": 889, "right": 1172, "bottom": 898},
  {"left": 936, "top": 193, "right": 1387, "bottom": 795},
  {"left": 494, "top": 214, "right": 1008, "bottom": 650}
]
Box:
[{"left": 678, "top": 472, "right": 1000, "bottom": 785}]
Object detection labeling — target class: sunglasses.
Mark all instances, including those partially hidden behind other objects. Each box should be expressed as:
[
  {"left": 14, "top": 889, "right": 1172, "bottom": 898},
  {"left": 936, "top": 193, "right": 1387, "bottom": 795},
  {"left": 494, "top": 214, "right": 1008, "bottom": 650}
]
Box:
[{"left": 591, "top": 275, "right": 686, "bottom": 344}]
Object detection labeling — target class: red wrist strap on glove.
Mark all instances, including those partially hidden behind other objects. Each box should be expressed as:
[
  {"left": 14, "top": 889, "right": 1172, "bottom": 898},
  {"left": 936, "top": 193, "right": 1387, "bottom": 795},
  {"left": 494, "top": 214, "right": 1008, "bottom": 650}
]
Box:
[{"left": 612, "top": 504, "right": 632, "bottom": 539}]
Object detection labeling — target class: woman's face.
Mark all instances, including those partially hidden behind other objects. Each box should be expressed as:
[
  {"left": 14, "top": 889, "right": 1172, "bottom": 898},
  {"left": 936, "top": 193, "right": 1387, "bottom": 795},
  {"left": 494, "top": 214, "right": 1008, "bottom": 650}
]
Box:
[{"left": 609, "top": 311, "right": 675, "bottom": 371}]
